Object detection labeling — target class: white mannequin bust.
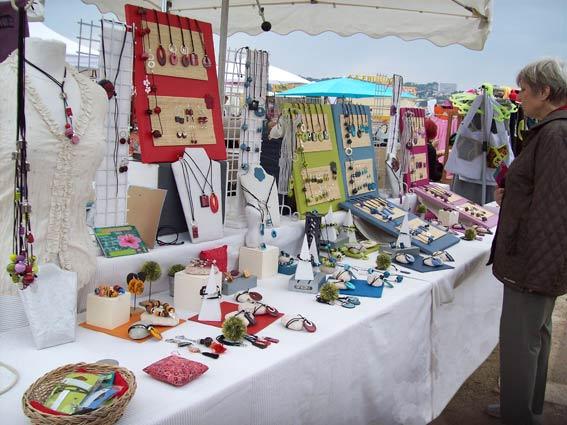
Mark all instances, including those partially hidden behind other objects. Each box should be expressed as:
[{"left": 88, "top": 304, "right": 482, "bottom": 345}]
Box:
[
  {"left": 244, "top": 205, "right": 262, "bottom": 248},
  {"left": 0, "top": 38, "right": 107, "bottom": 302}
]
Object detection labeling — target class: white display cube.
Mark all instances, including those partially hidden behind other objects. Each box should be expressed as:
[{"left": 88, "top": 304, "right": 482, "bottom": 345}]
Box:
[
  {"left": 86, "top": 292, "right": 131, "bottom": 330},
  {"left": 239, "top": 245, "right": 279, "bottom": 279},
  {"left": 439, "top": 209, "right": 460, "bottom": 227},
  {"left": 174, "top": 271, "right": 222, "bottom": 313}
]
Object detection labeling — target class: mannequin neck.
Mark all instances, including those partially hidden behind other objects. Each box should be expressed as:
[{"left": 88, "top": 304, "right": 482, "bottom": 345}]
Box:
[{"left": 25, "top": 38, "right": 66, "bottom": 80}]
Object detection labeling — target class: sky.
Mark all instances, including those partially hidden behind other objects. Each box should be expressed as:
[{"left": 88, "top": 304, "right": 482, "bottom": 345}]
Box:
[{"left": 44, "top": 0, "right": 567, "bottom": 90}]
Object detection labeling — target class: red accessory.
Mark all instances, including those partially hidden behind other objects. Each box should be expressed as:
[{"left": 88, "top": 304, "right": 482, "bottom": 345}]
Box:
[
  {"left": 199, "top": 245, "right": 228, "bottom": 272},
  {"left": 143, "top": 355, "right": 208, "bottom": 387},
  {"left": 209, "top": 192, "right": 219, "bottom": 213}
]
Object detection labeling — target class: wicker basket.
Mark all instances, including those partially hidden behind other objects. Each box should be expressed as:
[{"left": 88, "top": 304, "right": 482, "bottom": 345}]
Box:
[{"left": 22, "top": 363, "right": 136, "bottom": 425}]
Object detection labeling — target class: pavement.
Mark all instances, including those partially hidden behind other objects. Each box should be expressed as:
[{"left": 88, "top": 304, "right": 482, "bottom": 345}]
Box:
[{"left": 431, "top": 295, "right": 567, "bottom": 425}]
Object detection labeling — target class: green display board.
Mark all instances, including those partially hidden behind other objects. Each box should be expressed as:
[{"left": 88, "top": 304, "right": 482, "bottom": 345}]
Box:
[{"left": 285, "top": 103, "right": 346, "bottom": 217}]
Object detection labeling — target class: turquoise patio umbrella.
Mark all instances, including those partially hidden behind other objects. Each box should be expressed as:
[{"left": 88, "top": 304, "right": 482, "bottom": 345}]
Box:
[{"left": 276, "top": 77, "right": 415, "bottom": 99}]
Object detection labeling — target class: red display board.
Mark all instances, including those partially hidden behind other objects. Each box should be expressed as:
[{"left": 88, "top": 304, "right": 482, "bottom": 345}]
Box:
[
  {"left": 399, "top": 107, "right": 428, "bottom": 188},
  {"left": 125, "top": 5, "right": 226, "bottom": 162}
]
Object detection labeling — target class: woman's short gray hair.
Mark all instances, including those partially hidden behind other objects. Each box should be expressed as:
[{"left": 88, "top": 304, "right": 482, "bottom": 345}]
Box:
[{"left": 516, "top": 58, "right": 567, "bottom": 103}]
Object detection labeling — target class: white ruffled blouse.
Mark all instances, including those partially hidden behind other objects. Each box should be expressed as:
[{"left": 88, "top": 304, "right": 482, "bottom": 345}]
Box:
[{"left": 0, "top": 53, "right": 106, "bottom": 296}]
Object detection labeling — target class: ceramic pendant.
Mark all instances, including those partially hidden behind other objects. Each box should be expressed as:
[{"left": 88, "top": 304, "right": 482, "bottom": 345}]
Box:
[
  {"left": 394, "top": 253, "right": 415, "bottom": 264},
  {"left": 190, "top": 52, "right": 199, "bottom": 66},
  {"left": 156, "top": 45, "right": 167, "bottom": 66},
  {"left": 202, "top": 54, "right": 212, "bottom": 68},
  {"left": 181, "top": 54, "right": 190, "bottom": 67},
  {"left": 367, "top": 272, "right": 384, "bottom": 287},
  {"left": 424, "top": 256, "right": 444, "bottom": 267},
  {"left": 169, "top": 52, "right": 178, "bottom": 65},
  {"left": 209, "top": 193, "right": 219, "bottom": 213},
  {"left": 200, "top": 194, "right": 210, "bottom": 208},
  {"left": 191, "top": 222, "right": 199, "bottom": 239},
  {"left": 281, "top": 314, "right": 316, "bottom": 333}
]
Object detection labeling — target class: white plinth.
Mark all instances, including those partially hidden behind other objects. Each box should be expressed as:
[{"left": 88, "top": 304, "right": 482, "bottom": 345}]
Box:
[
  {"left": 439, "top": 209, "right": 459, "bottom": 227},
  {"left": 174, "top": 271, "right": 222, "bottom": 313},
  {"left": 239, "top": 245, "right": 279, "bottom": 279},
  {"left": 86, "top": 292, "right": 131, "bottom": 330}
]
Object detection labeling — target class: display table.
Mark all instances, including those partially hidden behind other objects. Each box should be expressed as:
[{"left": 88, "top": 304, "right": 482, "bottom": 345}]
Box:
[{"left": 0, "top": 227, "right": 502, "bottom": 425}]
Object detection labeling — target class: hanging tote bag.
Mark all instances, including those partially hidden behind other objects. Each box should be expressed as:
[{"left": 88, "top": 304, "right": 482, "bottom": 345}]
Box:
[{"left": 19, "top": 263, "right": 77, "bottom": 349}]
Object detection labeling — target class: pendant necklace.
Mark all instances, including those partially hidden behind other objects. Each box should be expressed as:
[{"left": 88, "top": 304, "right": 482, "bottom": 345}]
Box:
[
  {"left": 153, "top": 9, "right": 167, "bottom": 66},
  {"left": 179, "top": 157, "right": 199, "bottom": 238},
  {"left": 307, "top": 104, "right": 316, "bottom": 142},
  {"left": 177, "top": 15, "right": 190, "bottom": 67},
  {"left": 355, "top": 105, "right": 362, "bottom": 138},
  {"left": 165, "top": 12, "right": 177, "bottom": 65},
  {"left": 194, "top": 19, "right": 212, "bottom": 68},
  {"left": 186, "top": 17, "right": 199, "bottom": 66},
  {"left": 241, "top": 177, "right": 277, "bottom": 235},
  {"left": 183, "top": 153, "right": 219, "bottom": 213},
  {"left": 25, "top": 59, "right": 79, "bottom": 145},
  {"left": 318, "top": 103, "right": 329, "bottom": 140},
  {"left": 140, "top": 9, "right": 155, "bottom": 69},
  {"left": 314, "top": 103, "right": 323, "bottom": 141}
]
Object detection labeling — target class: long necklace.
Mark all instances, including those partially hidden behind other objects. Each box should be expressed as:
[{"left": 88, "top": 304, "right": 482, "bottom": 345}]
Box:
[
  {"left": 165, "top": 12, "right": 177, "bottom": 65},
  {"left": 241, "top": 177, "right": 277, "bottom": 234},
  {"left": 8, "top": 5, "right": 37, "bottom": 288},
  {"left": 186, "top": 17, "right": 198, "bottom": 66},
  {"left": 177, "top": 15, "right": 190, "bottom": 67},
  {"left": 153, "top": 9, "right": 166, "bottom": 66},
  {"left": 183, "top": 153, "right": 219, "bottom": 213},
  {"left": 179, "top": 158, "right": 199, "bottom": 238},
  {"left": 318, "top": 103, "right": 329, "bottom": 140},
  {"left": 193, "top": 19, "right": 211, "bottom": 68},
  {"left": 25, "top": 59, "right": 79, "bottom": 145}
]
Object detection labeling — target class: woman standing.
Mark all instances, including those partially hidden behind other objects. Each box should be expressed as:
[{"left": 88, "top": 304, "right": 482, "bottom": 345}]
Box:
[{"left": 487, "top": 58, "right": 567, "bottom": 424}]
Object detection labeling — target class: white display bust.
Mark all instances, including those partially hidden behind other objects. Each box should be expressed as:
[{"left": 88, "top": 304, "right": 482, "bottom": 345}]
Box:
[{"left": 0, "top": 38, "right": 107, "bottom": 297}]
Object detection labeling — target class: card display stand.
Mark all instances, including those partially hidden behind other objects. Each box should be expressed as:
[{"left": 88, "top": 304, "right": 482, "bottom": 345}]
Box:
[
  {"left": 332, "top": 104, "right": 378, "bottom": 199},
  {"left": 287, "top": 103, "right": 346, "bottom": 217},
  {"left": 412, "top": 183, "right": 499, "bottom": 228},
  {"left": 340, "top": 194, "right": 460, "bottom": 254},
  {"left": 399, "top": 108, "right": 429, "bottom": 188},
  {"left": 171, "top": 148, "right": 223, "bottom": 243},
  {"left": 288, "top": 272, "right": 327, "bottom": 294},
  {"left": 125, "top": 6, "right": 226, "bottom": 163},
  {"left": 239, "top": 245, "right": 279, "bottom": 279}
]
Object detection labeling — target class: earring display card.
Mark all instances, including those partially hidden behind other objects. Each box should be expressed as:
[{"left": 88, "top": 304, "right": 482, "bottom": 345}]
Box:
[
  {"left": 150, "top": 96, "right": 215, "bottom": 146},
  {"left": 408, "top": 152, "right": 428, "bottom": 183},
  {"left": 301, "top": 165, "right": 342, "bottom": 207},
  {"left": 287, "top": 103, "right": 347, "bottom": 216},
  {"left": 345, "top": 159, "right": 375, "bottom": 197},
  {"left": 144, "top": 22, "right": 207, "bottom": 80},
  {"left": 125, "top": 6, "right": 226, "bottom": 163},
  {"left": 395, "top": 217, "right": 448, "bottom": 242}
]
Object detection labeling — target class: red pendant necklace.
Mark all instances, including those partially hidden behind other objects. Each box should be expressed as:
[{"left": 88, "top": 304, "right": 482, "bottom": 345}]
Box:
[
  {"left": 153, "top": 9, "right": 167, "bottom": 66},
  {"left": 186, "top": 17, "right": 199, "bottom": 66},
  {"left": 183, "top": 153, "right": 219, "bottom": 213}
]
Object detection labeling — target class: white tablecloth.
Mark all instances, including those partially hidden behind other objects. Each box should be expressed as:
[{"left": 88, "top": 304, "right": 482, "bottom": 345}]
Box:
[{"left": 0, "top": 221, "right": 503, "bottom": 425}]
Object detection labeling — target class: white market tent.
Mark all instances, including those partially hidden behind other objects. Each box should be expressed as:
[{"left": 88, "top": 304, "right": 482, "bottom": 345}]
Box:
[
  {"left": 82, "top": 1, "right": 492, "bottom": 95},
  {"left": 83, "top": 1, "right": 491, "bottom": 51}
]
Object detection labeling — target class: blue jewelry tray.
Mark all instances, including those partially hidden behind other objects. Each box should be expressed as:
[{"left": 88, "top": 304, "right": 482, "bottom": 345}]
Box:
[
  {"left": 340, "top": 194, "right": 460, "bottom": 255},
  {"left": 340, "top": 279, "right": 383, "bottom": 298}
]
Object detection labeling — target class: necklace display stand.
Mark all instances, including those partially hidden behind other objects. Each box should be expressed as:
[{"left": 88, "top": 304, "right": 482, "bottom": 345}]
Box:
[
  {"left": 238, "top": 165, "right": 280, "bottom": 279},
  {"left": 171, "top": 148, "right": 223, "bottom": 243}
]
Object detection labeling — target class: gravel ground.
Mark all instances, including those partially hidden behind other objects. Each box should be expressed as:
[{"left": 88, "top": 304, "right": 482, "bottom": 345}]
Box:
[{"left": 431, "top": 295, "right": 567, "bottom": 425}]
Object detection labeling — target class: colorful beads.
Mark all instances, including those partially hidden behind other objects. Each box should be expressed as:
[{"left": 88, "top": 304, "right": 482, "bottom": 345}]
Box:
[
  {"left": 94, "top": 284, "right": 125, "bottom": 297},
  {"left": 7, "top": 252, "right": 37, "bottom": 287}
]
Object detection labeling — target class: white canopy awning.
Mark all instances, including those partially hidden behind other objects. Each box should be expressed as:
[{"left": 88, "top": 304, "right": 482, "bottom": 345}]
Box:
[{"left": 82, "top": 0, "right": 491, "bottom": 51}]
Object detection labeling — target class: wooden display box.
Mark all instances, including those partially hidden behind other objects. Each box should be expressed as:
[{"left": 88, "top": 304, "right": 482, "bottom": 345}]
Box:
[
  {"left": 86, "top": 292, "right": 131, "bottom": 330},
  {"left": 221, "top": 275, "right": 258, "bottom": 296},
  {"left": 174, "top": 271, "right": 222, "bottom": 313},
  {"left": 239, "top": 245, "right": 278, "bottom": 279},
  {"left": 288, "top": 273, "right": 327, "bottom": 294}
]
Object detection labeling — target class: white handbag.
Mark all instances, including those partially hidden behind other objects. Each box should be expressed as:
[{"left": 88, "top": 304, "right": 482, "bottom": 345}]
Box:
[{"left": 19, "top": 263, "right": 77, "bottom": 349}]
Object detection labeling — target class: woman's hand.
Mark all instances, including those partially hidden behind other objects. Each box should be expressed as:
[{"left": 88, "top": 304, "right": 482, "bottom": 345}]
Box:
[{"left": 494, "top": 188, "right": 505, "bottom": 206}]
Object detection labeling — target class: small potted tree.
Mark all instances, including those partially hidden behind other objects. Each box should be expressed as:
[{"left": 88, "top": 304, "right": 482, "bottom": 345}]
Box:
[
  {"left": 416, "top": 203, "right": 427, "bottom": 219},
  {"left": 140, "top": 261, "right": 162, "bottom": 304},
  {"left": 168, "top": 264, "right": 185, "bottom": 297}
]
